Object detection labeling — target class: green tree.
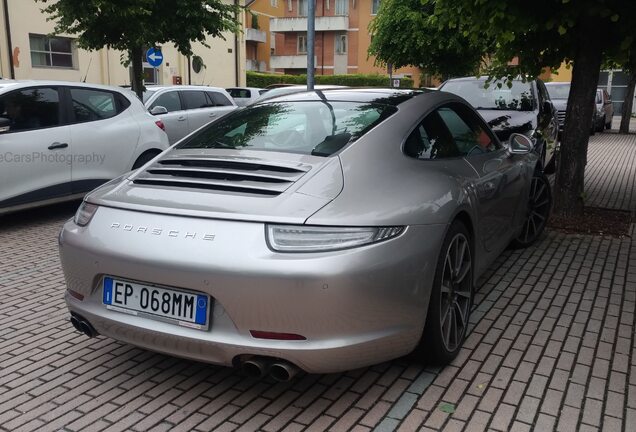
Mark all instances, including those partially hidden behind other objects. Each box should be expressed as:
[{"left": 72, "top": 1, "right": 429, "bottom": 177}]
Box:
[
  {"left": 37, "top": 0, "right": 241, "bottom": 99},
  {"left": 433, "top": 0, "right": 636, "bottom": 217},
  {"left": 372, "top": 0, "right": 636, "bottom": 217},
  {"left": 368, "top": 0, "right": 490, "bottom": 79}
]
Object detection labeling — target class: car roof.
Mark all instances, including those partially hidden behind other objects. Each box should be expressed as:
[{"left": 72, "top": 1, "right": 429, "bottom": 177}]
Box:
[
  {"left": 145, "top": 85, "right": 227, "bottom": 92},
  {"left": 226, "top": 87, "right": 262, "bottom": 91},
  {"left": 0, "top": 79, "right": 133, "bottom": 93},
  {"left": 444, "top": 76, "right": 534, "bottom": 83},
  {"left": 254, "top": 87, "right": 429, "bottom": 106}
]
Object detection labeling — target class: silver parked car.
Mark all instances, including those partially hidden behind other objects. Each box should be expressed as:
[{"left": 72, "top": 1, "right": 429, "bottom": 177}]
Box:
[
  {"left": 143, "top": 85, "right": 237, "bottom": 144},
  {"left": 59, "top": 89, "right": 551, "bottom": 378},
  {"left": 226, "top": 87, "right": 266, "bottom": 106},
  {"left": 0, "top": 80, "right": 169, "bottom": 215},
  {"left": 595, "top": 88, "right": 614, "bottom": 131}
]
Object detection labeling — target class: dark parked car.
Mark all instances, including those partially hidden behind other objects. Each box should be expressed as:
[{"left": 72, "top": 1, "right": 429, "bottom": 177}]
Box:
[
  {"left": 439, "top": 77, "right": 559, "bottom": 171},
  {"left": 544, "top": 82, "right": 605, "bottom": 135}
]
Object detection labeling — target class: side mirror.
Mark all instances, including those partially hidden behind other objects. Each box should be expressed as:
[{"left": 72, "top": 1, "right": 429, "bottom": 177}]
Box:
[
  {"left": 150, "top": 105, "right": 168, "bottom": 115},
  {"left": 0, "top": 117, "right": 10, "bottom": 133},
  {"left": 509, "top": 133, "right": 534, "bottom": 154}
]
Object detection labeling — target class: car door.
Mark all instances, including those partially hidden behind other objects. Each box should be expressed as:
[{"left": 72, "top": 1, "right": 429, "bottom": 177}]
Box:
[
  {"left": 148, "top": 90, "right": 188, "bottom": 144},
  {"left": 0, "top": 86, "right": 71, "bottom": 208},
  {"left": 65, "top": 86, "right": 141, "bottom": 193},
  {"left": 180, "top": 90, "right": 213, "bottom": 133},
  {"left": 437, "top": 104, "right": 527, "bottom": 254},
  {"left": 207, "top": 90, "right": 236, "bottom": 118}
]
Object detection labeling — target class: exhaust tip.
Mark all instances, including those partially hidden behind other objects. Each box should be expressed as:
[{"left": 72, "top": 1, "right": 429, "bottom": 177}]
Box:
[
  {"left": 70, "top": 316, "right": 82, "bottom": 332},
  {"left": 79, "top": 321, "right": 97, "bottom": 338},
  {"left": 270, "top": 362, "right": 299, "bottom": 382},
  {"left": 242, "top": 358, "right": 270, "bottom": 378}
]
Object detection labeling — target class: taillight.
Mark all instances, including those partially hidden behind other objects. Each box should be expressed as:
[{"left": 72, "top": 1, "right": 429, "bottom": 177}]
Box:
[{"left": 155, "top": 120, "right": 165, "bottom": 131}]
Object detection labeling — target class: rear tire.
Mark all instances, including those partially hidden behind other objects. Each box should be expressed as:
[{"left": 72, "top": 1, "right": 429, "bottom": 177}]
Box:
[
  {"left": 511, "top": 172, "right": 551, "bottom": 248},
  {"left": 132, "top": 150, "right": 160, "bottom": 170},
  {"left": 416, "top": 220, "right": 473, "bottom": 365}
]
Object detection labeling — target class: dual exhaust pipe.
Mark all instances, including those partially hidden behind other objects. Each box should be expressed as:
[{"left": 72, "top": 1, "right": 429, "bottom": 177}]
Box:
[
  {"left": 70, "top": 314, "right": 98, "bottom": 338},
  {"left": 241, "top": 357, "right": 300, "bottom": 382},
  {"left": 70, "top": 315, "right": 298, "bottom": 380}
]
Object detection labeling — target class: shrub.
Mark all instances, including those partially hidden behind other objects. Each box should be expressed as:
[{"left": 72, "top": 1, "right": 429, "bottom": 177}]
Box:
[{"left": 246, "top": 71, "right": 414, "bottom": 89}]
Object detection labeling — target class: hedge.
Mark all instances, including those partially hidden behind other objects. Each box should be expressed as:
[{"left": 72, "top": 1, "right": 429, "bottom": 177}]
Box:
[{"left": 246, "top": 71, "right": 414, "bottom": 89}]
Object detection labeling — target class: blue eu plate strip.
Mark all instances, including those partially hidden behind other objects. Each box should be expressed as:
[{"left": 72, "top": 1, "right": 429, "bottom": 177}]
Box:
[
  {"left": 103, "top": 277, "right": 113, "bottom": 305},
  {"left": 195, "top": 295, "right": 208, "bottom": 325}
]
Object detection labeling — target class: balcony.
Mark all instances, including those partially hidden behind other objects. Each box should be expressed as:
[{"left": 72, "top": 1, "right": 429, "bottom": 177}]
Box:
[
  {"left": 270, "top": 16, "right": 348, "bottom": 32},
  {"left": 246, "top": 59, "right": 267, "bottom": 72},
  {"left": 245, "top": 28, "right": 266, "bottom": 43},
  {"left": 270, "top": 55, "right": 317, "bottom": 70}
]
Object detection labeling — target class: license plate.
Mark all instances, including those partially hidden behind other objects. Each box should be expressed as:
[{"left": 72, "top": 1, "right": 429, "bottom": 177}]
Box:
[{"left": 103, "top": 277, "right": 210, "bottom": 330}]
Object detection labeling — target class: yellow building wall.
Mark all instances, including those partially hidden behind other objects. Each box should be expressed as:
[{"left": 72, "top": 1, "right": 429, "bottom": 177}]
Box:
[
  {"left": 247, "top": 0, "right": 285, "bottom": 72},
  {"left": 1, "top": 0, "right": 245, "bottom": 87}
]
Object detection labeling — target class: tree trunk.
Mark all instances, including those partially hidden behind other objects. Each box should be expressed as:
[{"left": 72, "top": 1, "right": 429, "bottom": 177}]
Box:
[
  {"left": 619, "top": 70, "right": 636, "bottom": 134},
  {"left": 130, "top": 45, "right": 144, "bottom": 100},
  {"left": 553, "top": 18, "right": 603, "bottom": 217}
]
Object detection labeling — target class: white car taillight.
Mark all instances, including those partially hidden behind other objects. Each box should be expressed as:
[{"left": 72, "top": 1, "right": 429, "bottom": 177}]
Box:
[
  {"left": 267, "top": 225, "right": 404, "bottom": 252},
  {"left": 73, "top": 202, "right": 98, "bottom": 227}
]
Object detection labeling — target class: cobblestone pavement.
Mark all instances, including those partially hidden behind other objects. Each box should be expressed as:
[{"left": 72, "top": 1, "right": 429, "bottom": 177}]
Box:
[
  {"left": 586, "top": 133, "right": 636, "bottom": 211},
  {"left": 1, "top": 134, "right": 636, "bottom": 432}
]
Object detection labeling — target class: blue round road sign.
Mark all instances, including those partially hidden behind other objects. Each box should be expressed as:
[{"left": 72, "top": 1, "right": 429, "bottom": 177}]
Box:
[{"left": 146, "top": 47, "right": 163, "bottom": 68}]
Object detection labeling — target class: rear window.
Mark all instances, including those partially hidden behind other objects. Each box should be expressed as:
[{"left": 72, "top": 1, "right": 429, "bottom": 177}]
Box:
[
  {"left": 227, "top": 88, "right": 250, "bottom": 98},
  {"left": 178, "top": 101, "right": 397, "bottom": 156}
]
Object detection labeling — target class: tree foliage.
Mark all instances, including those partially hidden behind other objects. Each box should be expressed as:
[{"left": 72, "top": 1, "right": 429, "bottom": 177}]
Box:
[
  {"left": 371, "top": 0, "right": 636, "bottom": 217},
  {"left": 37, "top": 0, "right": 241, "bottom": 97},
  {"left": 368, "top": 0, "right": 489, "bottom": 79}
]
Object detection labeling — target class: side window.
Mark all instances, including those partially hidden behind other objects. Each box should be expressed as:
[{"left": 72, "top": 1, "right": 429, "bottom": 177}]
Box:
[
  {"left": 151, "top": 91, "right": 182, "bottom": 113},
  {"left": 404, "top": 111, "right": 462, "bottom": 160},
  {"left": 181, "top": 91, "right": 209, "bottom": 110},
  {"left": 70, "top": 88, "right": 120, "bottom": 123},
  {"left": 437, "top": 106, "right": 499, "bottom": 155},
  {"left": 0, "top": 87, "right": 60, "bottom": 133},
  {"left": 207, "top": 92, "right": 233, "bottom": 107}
]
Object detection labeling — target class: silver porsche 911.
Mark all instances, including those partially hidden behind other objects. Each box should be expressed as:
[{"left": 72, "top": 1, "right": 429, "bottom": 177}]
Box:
[{"left": 59, "top": 88, "right": 551, "bottom": 379}]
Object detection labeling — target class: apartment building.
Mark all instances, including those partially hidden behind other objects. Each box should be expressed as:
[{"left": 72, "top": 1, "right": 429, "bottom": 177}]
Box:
[
  {"left": 248, "top": 0, "right": 421, "bottom": 86},
  {"left": 0, "top": 0, "right": 246, "bottom": 87}
]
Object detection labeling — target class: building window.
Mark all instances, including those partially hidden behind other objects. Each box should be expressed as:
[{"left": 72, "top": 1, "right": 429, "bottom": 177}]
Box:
[
  {"left": 336, "top": 34, "right": 347, "bottom": 54},
  {"left": 270, "top": 0, "right": 278, "bottom": 6},
  {"left": 29, "top": 34, "right": 75, "bottom": 68},
  {"left": 372, "top": 0, "right": 380, "bottom": 15},
  {"left": 298, "top": 34, "right": 307, "bottom": 54},
  {"left": 335, "top": 0, "right": 348, "bottom": 15},
  {"left": 298, "top": 0, "right": 308, "bottom": 17}
]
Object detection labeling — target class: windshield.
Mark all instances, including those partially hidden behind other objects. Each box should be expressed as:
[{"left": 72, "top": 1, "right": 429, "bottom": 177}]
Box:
[
  {"left": 178, "top": 100, "right": 397, "bottom": 156},
  {"left": 441, "top": 79, "right": 534, "bottom": 111},
  {"left": 142, "top": 90, "right": 156, "bottom": 103},
  {"left": 546, "top": 83, "right": 571, "bottom": 100}
]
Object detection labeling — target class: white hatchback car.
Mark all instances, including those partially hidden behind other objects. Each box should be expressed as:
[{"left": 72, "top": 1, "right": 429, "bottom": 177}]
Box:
[
  {"left": 0, "top": 80, "right": 169, "bottom": 215},
  {"left": 143, "top": 86, "right": 237, "bottom": 144}
]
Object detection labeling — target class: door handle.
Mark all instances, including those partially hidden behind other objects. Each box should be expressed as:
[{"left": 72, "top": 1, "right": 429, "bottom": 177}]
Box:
[
  {"left": 209, "top": 113, "right": 216, "bottom": 118},
  {"left": 177, "top": 116, "right": 186, "bottom": 121},
  {"left": 48, "top": 142, "right": 68, "bottom": 150}
]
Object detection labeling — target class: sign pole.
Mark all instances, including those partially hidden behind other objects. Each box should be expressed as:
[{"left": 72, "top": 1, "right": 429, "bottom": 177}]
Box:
[{"left": 307, "top": 0, "right": 315, "bottom": 90}]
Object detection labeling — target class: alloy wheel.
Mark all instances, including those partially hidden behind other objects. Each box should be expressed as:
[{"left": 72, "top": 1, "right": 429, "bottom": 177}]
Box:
[
  {"left": 439, "top": 233, "right": 472, "bottom": 352},
  {"left": 519, "top": 175, "right": 551, "bottom": 244}
]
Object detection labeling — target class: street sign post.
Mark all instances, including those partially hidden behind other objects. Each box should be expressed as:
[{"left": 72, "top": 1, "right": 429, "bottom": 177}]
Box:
[{"left": 146, "top": 47, "right": 163, "bottom": 68}]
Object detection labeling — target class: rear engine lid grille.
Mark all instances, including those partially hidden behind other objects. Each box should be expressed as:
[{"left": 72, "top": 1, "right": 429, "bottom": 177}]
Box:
[{"left": 133, "top": 156, "right": 311, "bottom": 196}]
